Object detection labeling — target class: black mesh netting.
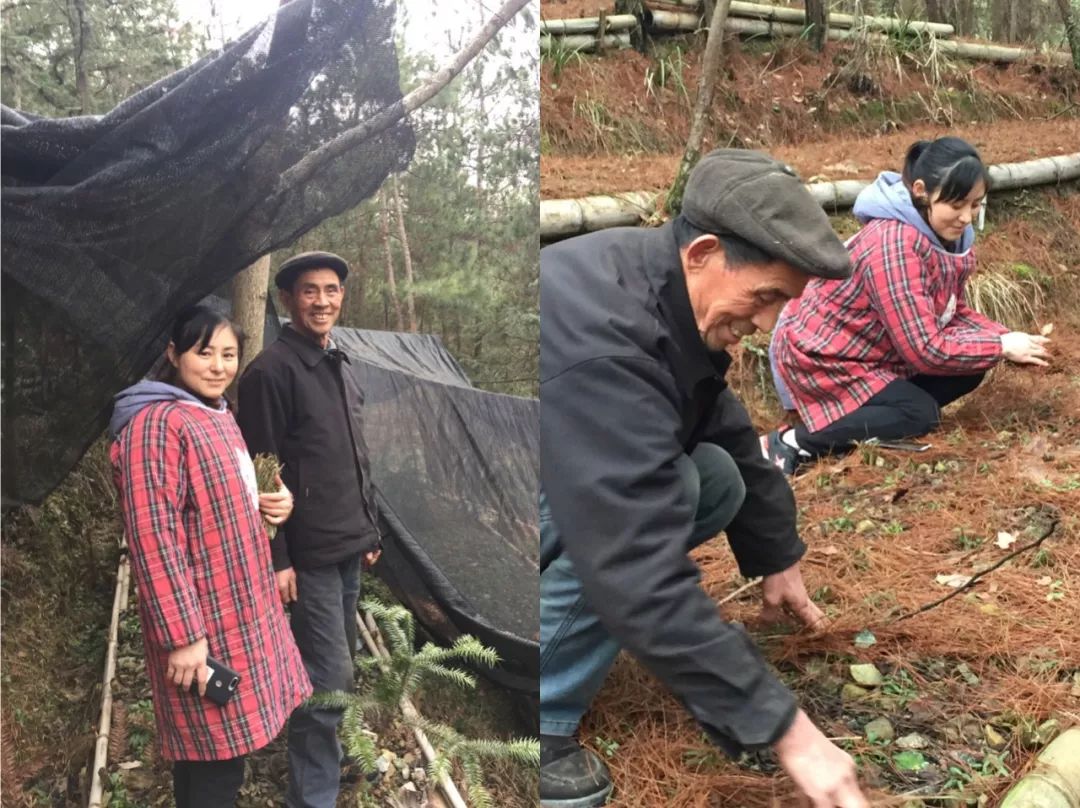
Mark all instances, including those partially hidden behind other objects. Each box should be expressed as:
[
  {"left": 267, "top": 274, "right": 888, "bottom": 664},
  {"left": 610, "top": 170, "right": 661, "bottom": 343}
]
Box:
[
  {"left": 332, "top": 328, "right": 539, "bottom": 699},
  {"left": 1, "top": 0, "right": 415, "bottom": 505}
]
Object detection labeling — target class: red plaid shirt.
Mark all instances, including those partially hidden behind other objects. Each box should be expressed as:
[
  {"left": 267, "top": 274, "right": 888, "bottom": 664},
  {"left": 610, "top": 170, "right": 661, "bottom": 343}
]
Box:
[
  {"left": 112, "top": 401, "right": 311, "bottom": 761},
  {"left": 775, "top": 218, "right": 1007, "bottom": 433}
]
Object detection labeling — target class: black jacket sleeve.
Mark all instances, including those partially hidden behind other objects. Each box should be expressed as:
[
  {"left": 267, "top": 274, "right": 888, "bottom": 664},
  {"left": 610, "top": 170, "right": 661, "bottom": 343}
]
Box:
[
  {"left": 541, "top": 356, "right": 798, "bottom": 753},
  {"left": 701, "top": 388, "right": 806, "bottom": 578},
  {"left": 237, "top": 364, "right": 293, "bottom": 571}
]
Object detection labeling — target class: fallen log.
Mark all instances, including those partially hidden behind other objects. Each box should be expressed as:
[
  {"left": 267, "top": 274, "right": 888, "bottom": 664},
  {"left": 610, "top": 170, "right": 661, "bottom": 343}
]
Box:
[
  {"left": 540, "top": 32, "right": 633, "bottom": 52},
  {"left": 539, "top": 153, "right": 1080, "bottom": 241}
]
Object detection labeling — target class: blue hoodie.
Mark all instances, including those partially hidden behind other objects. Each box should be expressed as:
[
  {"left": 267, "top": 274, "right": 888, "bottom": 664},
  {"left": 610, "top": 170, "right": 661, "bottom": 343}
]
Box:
[
  {"left": 852, "top": 171, "right": 975, "bottom": 254},
  {"left": 109, "top": 380, "right": 223, "bottom": 439}
]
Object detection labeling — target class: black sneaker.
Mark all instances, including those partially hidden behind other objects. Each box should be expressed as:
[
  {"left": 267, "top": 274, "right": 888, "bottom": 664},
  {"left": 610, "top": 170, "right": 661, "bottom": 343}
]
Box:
[
  {"left": 540, "top": 735, "right": 613, "bottom": 808},
  {"left": 761, "top": 428, "right": 802, "bottom": 475}
]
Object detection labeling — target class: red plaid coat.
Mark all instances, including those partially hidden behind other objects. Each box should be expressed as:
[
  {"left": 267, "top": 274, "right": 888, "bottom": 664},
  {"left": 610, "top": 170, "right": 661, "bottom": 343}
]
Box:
[
  {"left": 112, "top": 401, "right": 311, "bottom": 761},
  {"left": 774, "top": 218, "right": 1007, "bottom": 433}
]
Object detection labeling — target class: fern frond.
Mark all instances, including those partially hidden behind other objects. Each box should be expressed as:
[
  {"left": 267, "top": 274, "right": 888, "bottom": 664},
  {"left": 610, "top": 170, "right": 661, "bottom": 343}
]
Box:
[
  {"left": 455, "top": 736, "right": 542, "bottom": 765},
  {"left": 427, "top": 751, "right": 452, "bottom": 783},
  {"left": 306, "top": 690, "right": 354, "bottom": 711},
  {"left": 447, "top": 636, "right": 500, "bottom": 668},
  {"left": 423, "top": 662, "right": 477, "bottom": 691}
]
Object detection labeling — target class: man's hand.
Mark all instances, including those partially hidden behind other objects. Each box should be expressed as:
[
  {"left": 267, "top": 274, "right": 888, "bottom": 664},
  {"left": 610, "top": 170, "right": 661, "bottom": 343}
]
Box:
[
  {"left": 760, "top": 563, "right": 826, "bottom": 631},
  {"left": 167, "top": 637, "right": 210, "bottom": 696},
  {"left": 276, "top": 567, "right": 298, "bottom": 604},
  {"left": 1001, "top": 332, "right": 1051, "bottom": 366},
  {"left": 259, "top": 475, "right": 294, "bottom": 525},
  {"left": 774, "top": 709, "right": 868, "bottom": 808},
  {"left": 363, "top": 549, "right": 381, "bottom": 569}
]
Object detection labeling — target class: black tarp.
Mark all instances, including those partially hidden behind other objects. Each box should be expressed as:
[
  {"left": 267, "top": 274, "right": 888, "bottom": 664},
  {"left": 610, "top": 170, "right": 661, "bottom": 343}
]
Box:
[
  {"left": 332, "top": 328, "right": 539, "bottom": 701},
  {"left": 1, "top": 0, "right": 415, "bottom": 506}
]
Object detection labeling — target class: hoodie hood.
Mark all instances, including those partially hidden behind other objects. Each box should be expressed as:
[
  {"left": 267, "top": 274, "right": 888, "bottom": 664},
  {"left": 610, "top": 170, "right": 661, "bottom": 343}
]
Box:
[
  {"left": 852, "top": 171, "right": 975, "bottom": 253},
  {"left": 109, "top": 380, "right": 218, "bottom": 439}
]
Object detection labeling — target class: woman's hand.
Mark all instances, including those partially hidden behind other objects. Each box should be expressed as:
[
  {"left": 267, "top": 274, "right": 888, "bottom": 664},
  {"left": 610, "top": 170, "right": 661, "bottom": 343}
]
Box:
[
  {"left": 1000, "top": 332, "right": 1051, "bottom": 366},
  {"left": 259, "top": 474, "right": 293, "bottom": 525},
  {"left": 167, "top": 637, "right": 210, "bottom": 696}
]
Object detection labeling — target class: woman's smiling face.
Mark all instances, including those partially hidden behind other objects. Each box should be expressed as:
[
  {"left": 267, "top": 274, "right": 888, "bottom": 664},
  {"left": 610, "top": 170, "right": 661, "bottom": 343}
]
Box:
[{"left": 167, "top": 323, "right": 239, "bottom": 403}]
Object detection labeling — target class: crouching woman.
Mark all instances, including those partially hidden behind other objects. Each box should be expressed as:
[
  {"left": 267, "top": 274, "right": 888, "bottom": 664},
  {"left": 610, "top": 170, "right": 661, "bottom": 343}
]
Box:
[
  {"left": 764, "top": 137, "right": 1050, "bottom": 473},
  {"left": 110, "top": 305, "right": 311, "bottom": 807}
]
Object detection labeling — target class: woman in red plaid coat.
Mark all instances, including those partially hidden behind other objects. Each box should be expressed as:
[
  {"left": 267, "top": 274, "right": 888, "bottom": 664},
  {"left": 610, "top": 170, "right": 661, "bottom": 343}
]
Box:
[
  {"left": 111, "top": 306, "right": 311, "bottom": 806},
  {"left": 765, "top": 137, "right": 1052, "bottom": 474}
]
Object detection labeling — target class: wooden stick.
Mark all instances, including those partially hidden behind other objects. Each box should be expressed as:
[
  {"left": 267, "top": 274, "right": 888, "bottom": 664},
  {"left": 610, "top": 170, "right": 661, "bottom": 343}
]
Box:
[
  {"left": 717, "top": 576, "right": 762, "bottom": 606},
  {"left": 355, "top": 612, "right": 469, "bottom": 808},
  {"left": 87, "top": 553, "right": 129, "bottom": 808},
  {"left": 891, "top": 518, "right": 1059, "bottom": 623}
]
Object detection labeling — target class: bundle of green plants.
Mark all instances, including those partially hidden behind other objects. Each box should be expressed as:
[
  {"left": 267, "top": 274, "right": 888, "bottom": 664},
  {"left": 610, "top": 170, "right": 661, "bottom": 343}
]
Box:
[{"left": 252, "top": 453, "right": 283, "bottom": 539}]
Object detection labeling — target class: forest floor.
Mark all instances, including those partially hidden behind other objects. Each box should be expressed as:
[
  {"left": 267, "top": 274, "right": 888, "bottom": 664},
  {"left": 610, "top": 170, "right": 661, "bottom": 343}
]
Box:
[
  {"left": 0, "top": 468, "right": 537, "bottom": 808},
  {"left": 540, "top": 11, "right": 1080, "bottom": 804}
]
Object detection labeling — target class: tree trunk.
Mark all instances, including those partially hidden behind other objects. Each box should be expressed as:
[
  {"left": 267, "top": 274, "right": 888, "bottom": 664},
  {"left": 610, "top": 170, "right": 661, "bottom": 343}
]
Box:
[
  {"left": 1056, "top": 0, "right": 1080, "bottom": 68},
  {"left": 230, "top": 255, "right": 271, "bottom": 379},
  {"left": 805, "top": 0, "right": 829, "bottom": 51},
  {"left": 390, "top": 175, "right": 418, "bottom": 333},
  {"left": 666, "top": 0, "right": 734, "bottom": 214},
  {"left": 379, "top": 188, "right": 405, "bottom": 331},
  {"left": 991, "top": 0, "right": 1014, "bottom": 41},
  {"left": 67, "top": 0, "right": 92, "bottom": 113}
]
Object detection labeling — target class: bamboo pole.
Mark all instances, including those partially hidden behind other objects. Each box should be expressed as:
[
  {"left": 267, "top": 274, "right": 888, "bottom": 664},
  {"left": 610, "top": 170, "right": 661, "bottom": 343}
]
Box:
[
  {"left": 87, "top": 554, "right": 129, "bottom": 808},
  {"left": 355, "top": 612, "right": 469, "bottom": 808},
  {"left": 647, "top": 9, "right": 703, "bottom": 31},
  {"left": 639, "top": 9, "right": 1070, "bottom": 64},
  {"left": 540, "top": 14, "right": 637, "bottom": 34},
  {"left": 540, "top": 32, "right": 632, "bottom": 52},
  {"left": 724, "top": 1, "right": 955, "bottom": 36},
  {"left": 998, "top": 727, "right": 1080, "bottom": 808},
  {"left": 540, "top": 153, "right": 1080, "bottom": 241}
]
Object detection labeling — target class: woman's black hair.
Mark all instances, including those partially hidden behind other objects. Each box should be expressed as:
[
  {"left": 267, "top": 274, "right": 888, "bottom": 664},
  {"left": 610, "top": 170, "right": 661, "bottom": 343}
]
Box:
[
  {"left": 902, "top": 136, "right": 989, "bottom": 205},
  {"left": 153, "top": 305, "right": 245, "bottom": 384}
]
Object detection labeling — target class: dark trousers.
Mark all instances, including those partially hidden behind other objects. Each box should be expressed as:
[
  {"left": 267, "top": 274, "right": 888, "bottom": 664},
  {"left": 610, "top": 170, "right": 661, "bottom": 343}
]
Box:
[
  {"left": 286, "top": 553, "right": 363, "bottom": 808},
  {"left": 173, "top": 756, "right": 245, "bottom": 808},
  {"left": 795, "top": 372, "right": 985, "bottom": 457}
]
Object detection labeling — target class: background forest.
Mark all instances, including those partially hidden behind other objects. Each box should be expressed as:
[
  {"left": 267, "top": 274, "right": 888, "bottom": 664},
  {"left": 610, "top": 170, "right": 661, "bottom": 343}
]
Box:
[{"left": 1, "top": 0, "right": 540, "bottom": 397}]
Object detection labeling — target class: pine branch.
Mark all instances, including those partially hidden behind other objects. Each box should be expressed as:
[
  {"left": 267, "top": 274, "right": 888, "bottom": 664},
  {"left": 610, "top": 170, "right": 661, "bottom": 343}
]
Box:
[
  {"left": 891, "top": 516, "right": 1059, "bottom": 623},
  {"left": 278, "top": 0, "right": 531, "bottom": 192}
]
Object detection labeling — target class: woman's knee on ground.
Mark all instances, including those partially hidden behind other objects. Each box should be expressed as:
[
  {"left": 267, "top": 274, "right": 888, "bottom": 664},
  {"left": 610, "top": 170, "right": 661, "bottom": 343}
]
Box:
[{"left": 899, "top": 386, "right": 943, "bottom": 436}]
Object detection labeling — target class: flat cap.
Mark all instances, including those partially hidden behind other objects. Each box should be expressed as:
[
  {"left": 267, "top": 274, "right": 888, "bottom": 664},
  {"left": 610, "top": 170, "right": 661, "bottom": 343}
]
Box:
[
  {"left": 274, "top": 251, "right": 350, "bottom": 290},
  {"left": 682, "top": 149, "right": 851, "bottom": 280}
]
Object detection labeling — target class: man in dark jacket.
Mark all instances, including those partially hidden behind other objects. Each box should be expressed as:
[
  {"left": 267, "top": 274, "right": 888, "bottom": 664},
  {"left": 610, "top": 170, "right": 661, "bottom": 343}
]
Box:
[
  {"left": 540, "top": 151, "right": 867, "bottom": 808},
  {"left": 238, "top": 251, "right": 380, "bottom": 808}
]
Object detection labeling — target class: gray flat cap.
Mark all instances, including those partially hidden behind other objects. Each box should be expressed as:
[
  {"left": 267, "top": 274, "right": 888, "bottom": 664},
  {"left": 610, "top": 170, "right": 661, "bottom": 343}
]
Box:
[
  {"left": 275, "top": 251, "right": 350, "bottom": 290},
  {"left": 682, "top": 149, "right": 851, "bottom": 280}
]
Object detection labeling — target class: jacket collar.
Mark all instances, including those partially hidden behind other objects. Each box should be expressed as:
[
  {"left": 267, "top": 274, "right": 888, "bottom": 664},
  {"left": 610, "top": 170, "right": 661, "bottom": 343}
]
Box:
[
  {"left": 643, "top": 223, "right": 733, "bottom": 383},
  {"left": 279, "top": 324, "right": 349, "bottom": 368}
]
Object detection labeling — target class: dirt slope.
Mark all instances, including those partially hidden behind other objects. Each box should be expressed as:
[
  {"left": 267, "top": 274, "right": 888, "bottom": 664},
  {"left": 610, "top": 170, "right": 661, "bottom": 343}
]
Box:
[{"left": 542, "top": 117, "right": 1080, "bottom": 198}]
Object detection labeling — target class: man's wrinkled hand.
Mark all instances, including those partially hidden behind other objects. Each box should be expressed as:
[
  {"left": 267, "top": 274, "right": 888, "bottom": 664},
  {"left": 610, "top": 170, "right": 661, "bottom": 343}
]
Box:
[
  {"left": 774, "top": 709, "right": 868, "bottom": 808},
  {"left": 363, "top": 549, "right": 381, "bottom": 569},
  {"left": 760, "top": 563, "right": 826, "bottom": 632},
  {"left": 276, "top": 567, "right": 298, "bottom": 604}
]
